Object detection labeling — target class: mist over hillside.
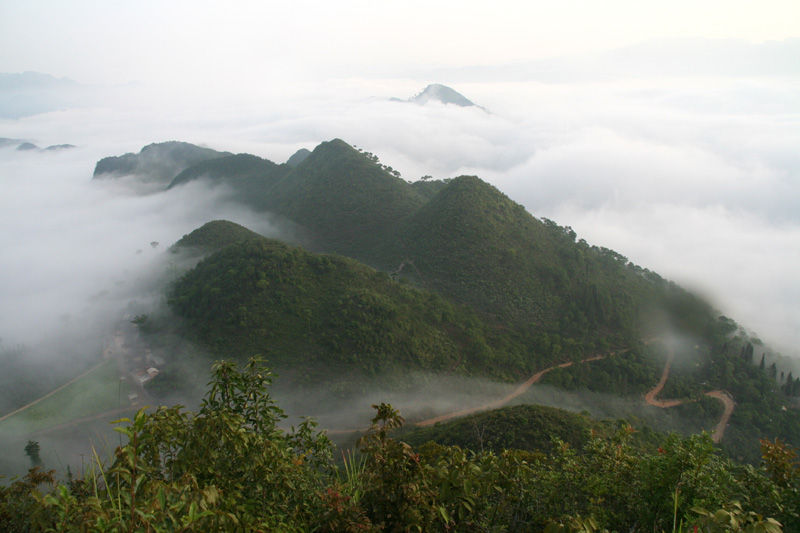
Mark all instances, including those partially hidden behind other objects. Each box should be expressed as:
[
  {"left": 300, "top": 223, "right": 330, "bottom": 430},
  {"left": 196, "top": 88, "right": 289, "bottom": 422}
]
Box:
[
  {"left": 0, "top": 32, "right": 797, "bottom": 472},
  {"left": 2, "top": 63, "right": 796, "bottom": 355},
  {"left": 2, "top": 3, "right": 799, "bottom": 526}
]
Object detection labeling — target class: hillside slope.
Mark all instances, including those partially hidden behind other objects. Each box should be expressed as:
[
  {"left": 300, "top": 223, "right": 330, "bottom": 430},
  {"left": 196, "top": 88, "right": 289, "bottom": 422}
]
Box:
[
  {"left": 167, "top": 237, "right": 528, "bottom": 381},
  {"left": 114, "top": 137, "right": 800, "bottom": 463},
  {"left": 93, "top": 141, "right": 230, "bottom": 186},
  {"left": 171, "top": 220, "right": 266, "bottom": 256}
]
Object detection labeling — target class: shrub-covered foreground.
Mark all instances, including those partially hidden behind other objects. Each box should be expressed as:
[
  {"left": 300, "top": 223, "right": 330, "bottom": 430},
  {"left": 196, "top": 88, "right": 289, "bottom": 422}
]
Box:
[{"left": 1, "top": 359, "right": 796, "bottom": 532}]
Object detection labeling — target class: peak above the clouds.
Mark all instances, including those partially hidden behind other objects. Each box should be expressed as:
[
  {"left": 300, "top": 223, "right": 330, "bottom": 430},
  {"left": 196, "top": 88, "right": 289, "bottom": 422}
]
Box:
[{"left": 409, "top": 84, "right": 477, "bottom": 107}]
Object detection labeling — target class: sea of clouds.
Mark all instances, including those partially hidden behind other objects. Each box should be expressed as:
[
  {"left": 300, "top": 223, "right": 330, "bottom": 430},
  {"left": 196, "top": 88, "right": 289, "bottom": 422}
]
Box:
[{"left": 1, "top": 63, "right": 798, "bottom": 359}]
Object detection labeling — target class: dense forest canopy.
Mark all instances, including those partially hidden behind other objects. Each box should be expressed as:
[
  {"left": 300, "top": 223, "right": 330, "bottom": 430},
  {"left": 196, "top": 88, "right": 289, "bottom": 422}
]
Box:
[
  {"left": 3, "top": 137, "right": 799, "bottom": 530},
  {"left": 2, "top": 358, "right": 795, "bottom": 531}
]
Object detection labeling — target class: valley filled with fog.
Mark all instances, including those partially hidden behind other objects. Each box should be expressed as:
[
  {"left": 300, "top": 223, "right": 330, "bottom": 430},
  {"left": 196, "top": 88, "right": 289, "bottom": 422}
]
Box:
[
  {"left": 2, "top": 52, "right": 798, "bottom": 358},
  {"left": 3, "top": 3, "right": 800, "bottom": 528}
]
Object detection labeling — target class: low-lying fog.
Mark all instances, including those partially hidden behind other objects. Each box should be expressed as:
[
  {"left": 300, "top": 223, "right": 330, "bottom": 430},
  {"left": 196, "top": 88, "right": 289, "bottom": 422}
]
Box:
[
  {"left": 2, "top": 67, "right": 798, "bottom": 355},
  {"left": 1, "top": 36, "right": 798, "bottom": 475}
]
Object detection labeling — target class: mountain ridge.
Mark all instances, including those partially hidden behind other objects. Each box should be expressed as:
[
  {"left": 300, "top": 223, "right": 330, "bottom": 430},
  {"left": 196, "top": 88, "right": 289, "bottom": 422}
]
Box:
[
  {"left": 87, "top": 137, "right": 800, "bottom": 462},
  {"left": 93, "top": 141, "right": 231, "bottom": 186}
]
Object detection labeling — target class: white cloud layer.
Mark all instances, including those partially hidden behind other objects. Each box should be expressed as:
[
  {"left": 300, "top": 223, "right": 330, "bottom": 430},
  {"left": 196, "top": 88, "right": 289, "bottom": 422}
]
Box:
[
  {"left": 1, "top": 50, "right": 798, "bottom": 358},
  {"left": 0, "top": 144, "right": 278, "bottom": 349}
]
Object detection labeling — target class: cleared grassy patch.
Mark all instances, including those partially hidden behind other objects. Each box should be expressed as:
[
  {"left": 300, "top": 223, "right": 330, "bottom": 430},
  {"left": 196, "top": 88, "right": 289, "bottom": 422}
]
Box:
[{"left": 0, "top": 359, "right": 132, "bottom": 437}]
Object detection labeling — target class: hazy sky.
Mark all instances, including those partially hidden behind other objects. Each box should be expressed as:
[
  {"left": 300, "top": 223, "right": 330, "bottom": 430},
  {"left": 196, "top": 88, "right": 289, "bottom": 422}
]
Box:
[
  {"left": 1, "top": 0, "right": 799, "bottom": 86},
  {"left": 1, "top": 2, "right": 799, "bottom": 357}
]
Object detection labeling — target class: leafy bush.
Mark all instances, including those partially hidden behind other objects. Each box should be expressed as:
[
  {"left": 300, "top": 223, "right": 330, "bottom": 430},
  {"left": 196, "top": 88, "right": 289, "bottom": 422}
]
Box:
[{"left": 2, "top": 358, "right": 795, "bottom": 531}]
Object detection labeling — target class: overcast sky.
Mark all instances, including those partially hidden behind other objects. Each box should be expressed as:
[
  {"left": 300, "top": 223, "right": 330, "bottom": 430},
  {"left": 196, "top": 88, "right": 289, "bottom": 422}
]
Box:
[
  {"left": 1, "top": 0, "right": 799, "bottom": 86},
  {"left": 1, "top": 1, "right": 799, "bottom": 356}
]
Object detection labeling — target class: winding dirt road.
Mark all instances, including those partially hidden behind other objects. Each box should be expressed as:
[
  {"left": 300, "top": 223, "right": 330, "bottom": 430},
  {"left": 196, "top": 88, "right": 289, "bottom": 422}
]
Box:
[
  {"left": 643, "top": 343, "right": 735, "bottom": 443},
  {"left": 416, "top": 355, "right": 606, "bottom": 427},
  {"left": 643, "top": 351, "right": 684, "bottom": 408},
  {"left": 704, "top": 390, "right": 736, "bottom": 443},
  {"left": 413, "top": 341, "right": 735, "bottom": 445},
  {"left": 330, "top": 342, "right": 736, "bottom": 444},
  {"left": 325, "top": 355, "right": 610, "bottom": 435}
]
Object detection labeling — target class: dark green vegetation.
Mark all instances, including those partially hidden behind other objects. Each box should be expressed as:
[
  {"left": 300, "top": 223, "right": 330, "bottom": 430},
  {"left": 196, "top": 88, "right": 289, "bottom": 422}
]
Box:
[
  {"left": 1, "top": 359, "right": 792, "bottom": 531},
  {"left": 164, "top": 140, "right": 677, "bottom": 350},
  {"left": 401, "top": 403, "right": 658, "bottom": 455},
  {"left": 5, "top": 137, "right": 799, "bottom": 529},
  {"left": 92, "top": 141, "right": 230, "bottom": 185},
  {"left": 168, "top": 237, "right": 517, "bottom": 380},
  {"left": 170, "top": 220, "right": 265, "bottom": 256},
  {"left": 167, "top": 153, "right": 293, "bottom": 202},
  {"left": 286, "top": 147, "right": 311, "bottom": 167},
  {"left": 139, "top": 138, "right": 799, "bottom": 463},
  {"left": 163, "top": 140, "right": 683, "bottom": 357}
]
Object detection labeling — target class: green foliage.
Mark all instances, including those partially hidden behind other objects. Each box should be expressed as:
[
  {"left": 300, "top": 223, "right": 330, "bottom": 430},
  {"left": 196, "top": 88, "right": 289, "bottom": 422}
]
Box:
[
  {"left": 403, "top": 404, "right": 593, "bottom": 454},
  {"left": 691, "top": 502, "right": 783, "bottom": 532},
  {"left": 0, "top": 467, "right": 58, "bottom": 531},
  {"left": 167, "top": 237, "right": 511, "bottom": 379},
  {"left": 541, "top": 345, "right": 662, "bottom": 395},
  {"left": 759, "top": 438, "right": 800, "bottom": 530},
  {"left": 27, "top": 358, "right": 334, "bottom": 531},
  {"left": 170, "top": 219, "right": 265, "bottom": 256},
  {"left": 168, "top": 153, "right": 293, "bottom": 207},
  {"left": 1, "top": 360, "right": 796, "bottom": 531}
]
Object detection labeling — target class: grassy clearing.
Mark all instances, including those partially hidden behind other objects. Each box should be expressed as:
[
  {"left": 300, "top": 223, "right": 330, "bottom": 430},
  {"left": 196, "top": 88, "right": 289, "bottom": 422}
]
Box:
[{"left": 0, "top": 359, "right": 132, "bottom": 437}]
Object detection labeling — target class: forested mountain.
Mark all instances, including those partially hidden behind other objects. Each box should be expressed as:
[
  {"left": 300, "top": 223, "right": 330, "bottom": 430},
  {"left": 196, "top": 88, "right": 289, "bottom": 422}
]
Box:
[
  {"left": 168, "top": 237, "right": 513, "bottom": 380},
  {"left": 286, "top": 147, "right": 311, "bottom": 167},
  {"left": 161, "top": 140, "right": 697, "bottom": 365},
  {"left": 171, "top": 219, "right": 266, "bottom": 255},
  {"left": 4, "top": 137, "right": 800, "bottom": 530},
  {"left": 95, "top": 139, "right": 793, "bottom": 381},
  {"left": 154, "top": 139, "right": 800, "bottom": 462},
  {"left": 93, "top": 141, "right": 230, "bottom": 185}
]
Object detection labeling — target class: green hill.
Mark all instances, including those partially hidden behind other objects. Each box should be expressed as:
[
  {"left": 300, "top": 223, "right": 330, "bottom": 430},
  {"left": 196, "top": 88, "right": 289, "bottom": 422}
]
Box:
[
  {"left": 286, "top": 148, "right": 311, "bottom": 167},
  {"left": 170, "top": 220, "right": 266, "bottom": 256},
  {"left": 159, "top": 141, "right": 738, "bottom": 373},
  {"left": 263, "top": 139, "right": 426, "bottom": 258},
  {"left": 400, "top": 403, "right": 665, "bottom": 455},
  {"left": 168, "top": 141, "right": 670, "bottom": 346},
  {"left": 393, "top": 176, "right": 679, "bottom": 345},
  {"left": 167, "top": 153, "right": 292, "bottom": 205},
  {"left": 169, "top": 139, "right": 425, "bottom": 261},
  {"left": 403, "top": 404, "right": 593, "bottom": 454},
  {"left": 167, "top": 237, "right": 526, "bottom": 380},
  {"left": 395, "top": 175, "right": 558, "bottom": 317},
  {"left": 152, "top": 140, "right": 742, "bottom": 359},
  {"left": 150, "top": 139, "right": 800, "bottom": 463},
  {"left": 93, "top": 141, "right": 230, "bottom": 185}
]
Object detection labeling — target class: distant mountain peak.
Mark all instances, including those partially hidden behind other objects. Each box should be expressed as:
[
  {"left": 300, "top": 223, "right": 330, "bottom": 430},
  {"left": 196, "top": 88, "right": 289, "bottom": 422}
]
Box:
[
  {"left": 286, "top": 148, "right": 311, "bottom": 167},
  {"left": 408, "top": 84, "right": 481, "bottom": 108},
  {"left": 93, "top": 141, "right": 231, "bottom": 190}
]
